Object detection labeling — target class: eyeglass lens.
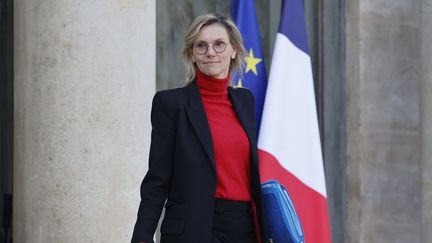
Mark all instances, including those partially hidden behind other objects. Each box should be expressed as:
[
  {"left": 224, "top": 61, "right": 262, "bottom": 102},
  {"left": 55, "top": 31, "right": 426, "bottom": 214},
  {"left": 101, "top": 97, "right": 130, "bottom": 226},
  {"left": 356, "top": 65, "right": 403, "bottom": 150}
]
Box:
[{"left": 194, "top": 41, "right": 227, "bottom": 54}]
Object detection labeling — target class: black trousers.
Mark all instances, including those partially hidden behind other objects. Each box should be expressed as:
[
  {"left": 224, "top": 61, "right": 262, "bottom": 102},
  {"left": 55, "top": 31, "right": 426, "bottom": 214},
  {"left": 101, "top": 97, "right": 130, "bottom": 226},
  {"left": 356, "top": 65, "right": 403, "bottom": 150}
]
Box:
[{"left": 211, "top": 198, "right": 257, "bottom": 243}]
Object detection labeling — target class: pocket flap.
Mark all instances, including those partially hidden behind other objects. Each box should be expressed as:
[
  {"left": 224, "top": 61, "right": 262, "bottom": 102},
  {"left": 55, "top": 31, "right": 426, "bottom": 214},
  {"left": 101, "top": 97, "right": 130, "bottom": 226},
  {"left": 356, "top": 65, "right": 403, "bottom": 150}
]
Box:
[{"left": 161, "top": 219, "right": 184, "bottom": 235}]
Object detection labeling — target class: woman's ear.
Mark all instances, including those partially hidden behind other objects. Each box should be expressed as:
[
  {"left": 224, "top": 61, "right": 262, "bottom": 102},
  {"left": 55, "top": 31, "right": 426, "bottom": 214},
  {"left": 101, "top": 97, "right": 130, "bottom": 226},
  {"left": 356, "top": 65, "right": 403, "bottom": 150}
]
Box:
[{"left": 231, "top": 49, "right": 237, "bottom": 59}]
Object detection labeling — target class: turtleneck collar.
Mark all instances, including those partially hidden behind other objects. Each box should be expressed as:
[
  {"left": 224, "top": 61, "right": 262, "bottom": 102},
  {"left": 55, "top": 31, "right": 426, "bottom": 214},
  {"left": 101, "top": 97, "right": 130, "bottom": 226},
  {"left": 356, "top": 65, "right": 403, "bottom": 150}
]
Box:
[{"left": 196, "top": 68, "right": 230, "bottom": 93}]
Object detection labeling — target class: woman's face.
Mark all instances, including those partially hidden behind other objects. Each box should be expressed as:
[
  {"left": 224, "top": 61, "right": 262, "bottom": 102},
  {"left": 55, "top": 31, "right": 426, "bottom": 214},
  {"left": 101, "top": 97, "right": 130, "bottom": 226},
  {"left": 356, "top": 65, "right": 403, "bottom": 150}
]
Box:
[{"left": 192, "top": 23, "right": 237, "bottom": 79}]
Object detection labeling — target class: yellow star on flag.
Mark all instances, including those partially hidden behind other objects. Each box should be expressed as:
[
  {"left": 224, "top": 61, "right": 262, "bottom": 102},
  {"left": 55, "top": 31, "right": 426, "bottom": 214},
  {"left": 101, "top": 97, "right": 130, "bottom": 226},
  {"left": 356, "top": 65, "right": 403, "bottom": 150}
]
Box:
[
  {"left": 237, "top": 78, "right": 243, "bottom": 87},
  {"left": 245, "top": 48, "right": 262, "bottom": 75}
]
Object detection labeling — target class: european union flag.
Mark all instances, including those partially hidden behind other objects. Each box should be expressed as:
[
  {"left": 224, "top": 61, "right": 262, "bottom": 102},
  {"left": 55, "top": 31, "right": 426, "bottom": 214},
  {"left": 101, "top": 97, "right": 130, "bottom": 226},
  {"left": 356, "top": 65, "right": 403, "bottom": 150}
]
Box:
[{"left": 232, "top": 0, "right": 268, "bottom": 133}]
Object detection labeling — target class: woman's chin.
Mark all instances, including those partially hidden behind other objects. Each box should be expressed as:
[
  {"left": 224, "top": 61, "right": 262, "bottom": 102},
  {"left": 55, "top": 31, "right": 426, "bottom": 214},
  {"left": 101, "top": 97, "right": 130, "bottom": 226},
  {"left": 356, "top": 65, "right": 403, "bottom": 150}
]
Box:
[
  {"left": 203, "top": 70, "right": 217, "bottom": 77},
  {"left": 205, "top": 70, "right": 228, "bottom": 79}
]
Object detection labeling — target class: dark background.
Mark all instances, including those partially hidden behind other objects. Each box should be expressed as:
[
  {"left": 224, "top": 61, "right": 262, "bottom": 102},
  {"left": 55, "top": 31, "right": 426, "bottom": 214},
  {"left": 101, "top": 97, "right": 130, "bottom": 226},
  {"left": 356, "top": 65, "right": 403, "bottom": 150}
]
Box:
[{"left": 0, "top": 0, "right": 13, "bottom": 242}]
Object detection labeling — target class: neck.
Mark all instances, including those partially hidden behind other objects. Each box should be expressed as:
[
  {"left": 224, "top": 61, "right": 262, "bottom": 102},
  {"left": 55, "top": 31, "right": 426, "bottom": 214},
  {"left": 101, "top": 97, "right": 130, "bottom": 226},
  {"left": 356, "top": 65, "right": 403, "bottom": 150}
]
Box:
[{"left": 196, "top": 68, "right": 230, "bottom": 93}]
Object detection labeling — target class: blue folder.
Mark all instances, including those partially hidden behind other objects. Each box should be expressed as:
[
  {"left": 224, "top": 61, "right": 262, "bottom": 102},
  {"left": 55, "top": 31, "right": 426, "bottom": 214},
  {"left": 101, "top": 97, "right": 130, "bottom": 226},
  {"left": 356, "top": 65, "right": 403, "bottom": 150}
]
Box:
[{"left": 261, "top": 180, "right": 305, "bottom": 243}]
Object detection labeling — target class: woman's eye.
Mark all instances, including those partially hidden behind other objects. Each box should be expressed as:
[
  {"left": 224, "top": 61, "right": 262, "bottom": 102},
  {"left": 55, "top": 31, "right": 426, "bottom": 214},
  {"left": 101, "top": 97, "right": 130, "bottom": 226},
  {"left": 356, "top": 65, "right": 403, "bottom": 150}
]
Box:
[{"left": 196, "top": 42, "right": 206, "bottom": 48}]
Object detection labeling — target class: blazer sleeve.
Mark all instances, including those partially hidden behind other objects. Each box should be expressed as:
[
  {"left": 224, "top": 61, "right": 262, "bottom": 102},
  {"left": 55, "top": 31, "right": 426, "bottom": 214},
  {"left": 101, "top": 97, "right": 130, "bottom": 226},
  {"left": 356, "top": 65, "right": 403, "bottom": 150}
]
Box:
[{"left": 131, "top": 92, "right": 176, "bottom": 243}]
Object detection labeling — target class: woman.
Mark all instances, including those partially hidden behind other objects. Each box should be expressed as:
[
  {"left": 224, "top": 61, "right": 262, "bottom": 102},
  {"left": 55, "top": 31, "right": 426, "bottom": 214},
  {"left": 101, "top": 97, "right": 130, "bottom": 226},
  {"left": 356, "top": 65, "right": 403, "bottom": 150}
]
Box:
[{"left": 131, "top": 13, "right": 268, "bottom": 243}]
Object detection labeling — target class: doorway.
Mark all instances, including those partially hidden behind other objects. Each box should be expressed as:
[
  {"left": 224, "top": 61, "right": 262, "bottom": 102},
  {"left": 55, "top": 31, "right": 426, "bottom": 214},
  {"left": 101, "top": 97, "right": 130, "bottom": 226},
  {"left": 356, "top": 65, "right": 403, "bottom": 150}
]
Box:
[{"left": 1, "top": 0, "right": 13, "bottom": 242}]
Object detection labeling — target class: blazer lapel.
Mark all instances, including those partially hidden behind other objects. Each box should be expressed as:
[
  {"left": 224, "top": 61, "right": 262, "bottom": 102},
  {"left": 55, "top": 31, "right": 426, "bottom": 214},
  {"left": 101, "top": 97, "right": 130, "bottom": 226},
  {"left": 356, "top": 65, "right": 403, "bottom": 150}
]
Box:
[
  {"left": 228, "top": 88, "right": 259, "bottom": 168},
  {"left": 184, "top": 83, "right": 259, "bottom": 171},
  {"left": 228, "top": 88, "right": 264, "bottom": 218},
  {"left": 185, "top": 82, "right": 216, "bottom": 169}
]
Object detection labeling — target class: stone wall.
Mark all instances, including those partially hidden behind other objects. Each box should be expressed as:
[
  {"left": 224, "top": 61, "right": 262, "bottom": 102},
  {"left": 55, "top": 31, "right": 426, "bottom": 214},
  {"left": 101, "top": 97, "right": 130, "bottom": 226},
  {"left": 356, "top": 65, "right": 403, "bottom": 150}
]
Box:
[
  {"left": 346, "top": 0, "right": 421, "bottom": 242},
  {"left": 13, "top": 1, "right": 155, "bottom": 242},
  {"left": 420, "top": 0, "right": 432, "bottom": 241}
]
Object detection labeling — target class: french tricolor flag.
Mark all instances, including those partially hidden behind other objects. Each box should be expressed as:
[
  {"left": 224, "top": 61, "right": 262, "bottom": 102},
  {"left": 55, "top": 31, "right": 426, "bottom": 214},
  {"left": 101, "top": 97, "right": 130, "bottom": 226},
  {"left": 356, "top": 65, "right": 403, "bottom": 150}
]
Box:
[{"left": 258, "top": 0, "right": 332, "bottom": 242}]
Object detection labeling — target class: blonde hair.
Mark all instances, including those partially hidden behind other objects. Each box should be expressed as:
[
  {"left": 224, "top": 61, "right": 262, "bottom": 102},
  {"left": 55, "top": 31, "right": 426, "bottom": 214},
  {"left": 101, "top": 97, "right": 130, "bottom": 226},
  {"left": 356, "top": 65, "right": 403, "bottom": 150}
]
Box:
[{"left": 181, "top": 13, "right": 247, "bottom": 84}]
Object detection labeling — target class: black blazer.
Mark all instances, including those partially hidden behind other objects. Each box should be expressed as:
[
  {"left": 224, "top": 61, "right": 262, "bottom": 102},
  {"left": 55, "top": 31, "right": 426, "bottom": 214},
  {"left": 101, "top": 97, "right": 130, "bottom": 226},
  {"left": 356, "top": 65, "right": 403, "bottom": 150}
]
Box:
[{"left": 131, "top": 81, "right": 268, "bottom": 243}]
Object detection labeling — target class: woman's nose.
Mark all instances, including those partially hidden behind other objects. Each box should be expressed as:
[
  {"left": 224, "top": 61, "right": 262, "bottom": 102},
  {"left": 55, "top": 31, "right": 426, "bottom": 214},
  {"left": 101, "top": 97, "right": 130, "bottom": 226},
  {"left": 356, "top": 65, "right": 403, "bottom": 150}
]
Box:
[{"left": 206, "top": 46, "right": 216, "bottom": 56}]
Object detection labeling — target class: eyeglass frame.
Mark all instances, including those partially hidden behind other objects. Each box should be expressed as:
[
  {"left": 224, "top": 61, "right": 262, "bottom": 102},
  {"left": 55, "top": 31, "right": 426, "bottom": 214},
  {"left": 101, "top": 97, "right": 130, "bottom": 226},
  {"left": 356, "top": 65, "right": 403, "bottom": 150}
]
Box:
[{"left": 192, "top": 40, "right": 231, "bottom": 55}]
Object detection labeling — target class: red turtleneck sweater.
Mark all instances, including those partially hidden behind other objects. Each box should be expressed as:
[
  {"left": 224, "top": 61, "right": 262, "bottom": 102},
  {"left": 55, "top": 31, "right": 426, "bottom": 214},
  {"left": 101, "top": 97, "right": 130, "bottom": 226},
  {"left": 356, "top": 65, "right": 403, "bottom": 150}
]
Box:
[{"left": 196, "top": 69, "right": 252, "bottom": 202}]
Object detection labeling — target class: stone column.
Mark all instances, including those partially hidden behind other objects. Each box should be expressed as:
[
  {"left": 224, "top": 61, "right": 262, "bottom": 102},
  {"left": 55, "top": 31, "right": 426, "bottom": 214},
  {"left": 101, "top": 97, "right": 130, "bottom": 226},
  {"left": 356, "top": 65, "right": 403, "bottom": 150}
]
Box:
[
  {"left": 420, "top": 0, "right": 432, "bottom": 241},
  {"left": 346, "top": 0, "right": 421, "bottom": 242},
  {"left": 14, "top": 1, "right": 155, "bottom": 242}
]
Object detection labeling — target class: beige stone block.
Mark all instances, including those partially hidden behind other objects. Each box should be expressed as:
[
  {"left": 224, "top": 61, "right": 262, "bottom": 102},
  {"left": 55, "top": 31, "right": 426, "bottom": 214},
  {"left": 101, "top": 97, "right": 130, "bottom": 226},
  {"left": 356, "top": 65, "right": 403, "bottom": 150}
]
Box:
[
  {"left": 14, "top": 0, "right": 155, "bottom": 242},
  {"left": 420, "top": 0, "right": 432, "bottom": 241},
  {"left": 358, "top": 0, "right": 420, "bottom": 131},
  {"left": 347, "top": 1, "right": 422, "bottom": 242},
  {"left": 358, "top": 131, "right": 420, "bottom": 242}
]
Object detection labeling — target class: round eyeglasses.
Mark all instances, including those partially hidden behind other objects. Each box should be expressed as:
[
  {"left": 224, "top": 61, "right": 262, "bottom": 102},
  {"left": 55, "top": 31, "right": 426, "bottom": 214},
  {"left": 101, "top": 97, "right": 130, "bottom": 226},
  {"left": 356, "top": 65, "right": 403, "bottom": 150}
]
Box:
[{"left": 193, "top": 40, "right": 229, "bottom": 55}]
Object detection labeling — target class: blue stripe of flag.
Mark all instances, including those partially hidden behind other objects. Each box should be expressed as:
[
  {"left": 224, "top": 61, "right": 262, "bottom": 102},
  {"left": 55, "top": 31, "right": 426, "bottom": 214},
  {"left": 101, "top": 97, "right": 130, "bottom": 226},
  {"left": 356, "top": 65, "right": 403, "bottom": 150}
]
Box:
[
  {"left": 278, "top": 0, "right": 310, "bottom": 55},
  {"left": 231, "top": 0, "right": 268, "bottom": 133}
]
